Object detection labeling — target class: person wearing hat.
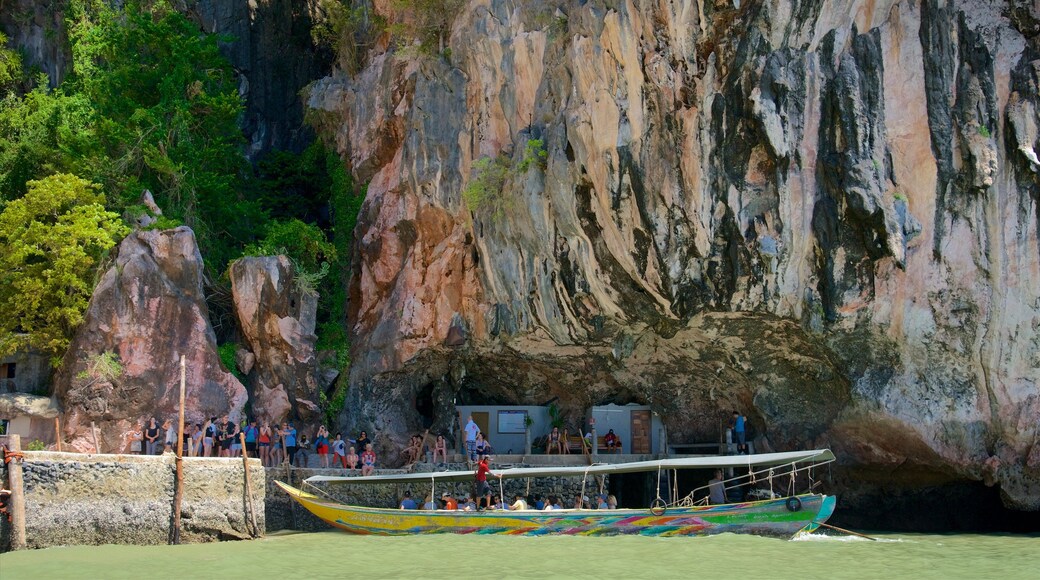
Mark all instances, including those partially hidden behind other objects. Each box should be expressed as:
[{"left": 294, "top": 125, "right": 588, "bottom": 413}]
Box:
[
  {"left": 474, "top": 455, "right": 502, "bottom": 511},
  {"left": 441, "top": 491, "right": 458, "bottom": 510}
]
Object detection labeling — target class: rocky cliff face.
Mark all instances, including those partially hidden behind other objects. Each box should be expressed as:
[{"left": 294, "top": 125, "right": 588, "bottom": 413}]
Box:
[
  {"left": 53, "top": 229, "right": 247, "bottom": 452},
  {"left": 230, "top": 256, "right": 323, "bottom": 425},
  {"left": 308, "top": 0, "right": 1040, "bottom": 512}
]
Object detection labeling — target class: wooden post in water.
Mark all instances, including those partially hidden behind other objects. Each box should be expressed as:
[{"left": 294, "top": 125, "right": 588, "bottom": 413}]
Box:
[
  {"left": 171, "top": 355, "right": 186, "bottom": 545},
  {"left": 54, "top": 417, "right": 61, "bottom": 452},
  {"left": 90, "top": 421, "right": 100, "bottom": 454},
  {"left": 2, "top": 434, "right": 27, "bottom": 550},
  {"left": 239, "top": 432, "right": 260, "bottom": 537}
]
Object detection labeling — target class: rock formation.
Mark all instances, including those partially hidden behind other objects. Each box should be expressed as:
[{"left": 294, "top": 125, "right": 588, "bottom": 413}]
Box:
[
  {"left": 307, "top": 0, "right": 1040, "bottom": 512},
  {"left": 53, "top": 228, "right": 247, "bottom": 453},
  {"left": 230, "top": 256, "right": 322, "bottom": 425}
]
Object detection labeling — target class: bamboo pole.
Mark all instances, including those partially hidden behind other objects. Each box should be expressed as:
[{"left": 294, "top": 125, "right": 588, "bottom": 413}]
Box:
[
  {"left": 54, "top": 417, "right": 61, "bottom": 452},
  {"left": 817, "top": 522, "right": 878, "bottom": 541},
  {"left": 171, "top": 355, "right": 186, "bottom": 545},
  {"left": 90, "top": 421, "right": 100, "bottom": 454},
  {"left": 239, "top": 432, "right": 260, "bottom": 537},
  {"left": 3, "top": 434, "right": 26, "bottom": 550}
]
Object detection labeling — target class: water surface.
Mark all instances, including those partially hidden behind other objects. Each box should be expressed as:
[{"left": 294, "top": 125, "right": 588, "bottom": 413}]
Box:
[{"left": 1, "top": 531, "right": 1036, "bottom": 579}]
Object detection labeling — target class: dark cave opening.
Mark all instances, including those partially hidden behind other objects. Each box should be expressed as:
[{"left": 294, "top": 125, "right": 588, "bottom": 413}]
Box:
[
  {"left": 610, "top": 470, "right": 1038, "bottom": 533},
  {"left": 415, "top": 382, "right": 435, "bottom": 429}
]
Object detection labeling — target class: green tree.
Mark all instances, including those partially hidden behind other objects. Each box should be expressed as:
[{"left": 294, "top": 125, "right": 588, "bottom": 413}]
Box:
[
  {"left": 0, "top": 173, "right": 128, "bottom": 361},
  {"left": 0, "top": 78, "right": 96, "bottom": 203},
  {"left": 0, "top": 32, "right": 24, "bottom": 92},
  {"left": 463, "top": 154, "right": 512, "bottom": 219},
  {"left": 66, "top": 0, "right": 260, "bottom": 270}
]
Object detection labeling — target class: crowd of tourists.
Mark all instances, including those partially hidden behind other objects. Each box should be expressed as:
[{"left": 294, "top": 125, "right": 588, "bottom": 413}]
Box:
[{"left": 124, "top": 417, "right": 378, "bottom": 471}]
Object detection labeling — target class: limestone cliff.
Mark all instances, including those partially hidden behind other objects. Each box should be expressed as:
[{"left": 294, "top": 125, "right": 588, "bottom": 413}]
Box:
[
  {"left": 308, "top": 0, "right": 1040, "bottom": 512},
  {"left": 53, "top": 229, "right": 248, "bottom": 453}
]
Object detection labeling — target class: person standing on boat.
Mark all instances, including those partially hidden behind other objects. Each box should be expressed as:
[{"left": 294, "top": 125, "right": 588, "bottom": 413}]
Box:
[
  {"left": 708, "top": 469, "right": 727, "bottom": 504},
  {"left": 732, "top": 411, "right": 747, "bottom": 454},
  {"left": 475, "top": 455, "right": 502, "bottom": 510},
  {"left": 464, "top": 416, "right": 480, "bottom": 462}
]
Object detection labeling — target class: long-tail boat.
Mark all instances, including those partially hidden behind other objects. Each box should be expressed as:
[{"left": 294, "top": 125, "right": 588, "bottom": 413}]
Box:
[{"left": 276, "top": 449, "right": 836, "bottom": 538}]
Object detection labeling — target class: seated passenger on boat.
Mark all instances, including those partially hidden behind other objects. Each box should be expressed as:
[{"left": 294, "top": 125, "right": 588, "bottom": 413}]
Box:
[
  {"left": 399, "top": 490, "right": 417, "bottom": 510},
  {"left": 440, "top": 492, "right": 458, "bottom": 510},
  {"left": 509, "top": 493, "right": 528, "bottom": 510},
  {"left": 460, "top": 494, "right": 476, "bottom": 511},
  {"left": 422, "top": 494, "right": 436, "bottom": 510}
]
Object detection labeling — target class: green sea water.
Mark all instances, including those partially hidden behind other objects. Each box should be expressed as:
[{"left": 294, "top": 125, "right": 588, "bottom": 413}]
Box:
[{"left": 1, "top": 531, "right": 1037, "bottom": 579}]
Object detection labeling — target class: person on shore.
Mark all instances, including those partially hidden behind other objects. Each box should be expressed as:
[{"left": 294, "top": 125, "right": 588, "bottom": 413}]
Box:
[
  {"left": 464, "top": 416, "right": 480, "bottom": 462},
  {"left": 509, "top": 493, "right": 528, "bottom": 511},
  {"left": 258, "top": 422, "right": 271, "bottom": 466},
  {"left": 144, "top": 418, "right": 160, "bottom": 455},
  {"left": 229, "top": 421, "right": 242, "bottom": 457},
  {"left": 244, "top": 420, "right": 259, "bottom": 457},
  {"left": 475, "top": 455, "right": 501, "bottom": 511},
  {"left": 270, "top": 425, "right": 283, "bottom": 466},
  {"left": 219, "top": 415, "right": 233, "bottom": 457},
  {"left": 346, "top": 446, "right": 358, "bottom": 471},
  {"left": 403, "top": 434, "right": 421, "bottom": 465},
  {"left": 332, "top": 433, "right": 347, "bottom": 468},
  {"left": 315, "top": 426, "right": 330, "bottom": 468},
  {"left": 475, "top": 433, "right": 492, "bottom": 461},
  {"left": 360, "top": 443, "right": 376, "bottom": 476},
  {"left": 733, "top": 411, "right": 747, "bottom": 454},
  {"left": 604, "top": 429, "right": 619, "bottom": 453},
  {"left": 399, "top": 490, "right": 417, "bottom": 510},
  {"left": 561, "top": 428, "right": 571, "bottom": 455},
  {"left": 708, "top": 469, "right": 727, "bottom": 504},
  {"left": 281, "top": 422, "right": 298, "bottom": 466},
  {"left": 203, "top": 418, "right": 216, "bottom": 457},
  {"left": 128, "top": 421, "right": 144, "bottom": 455},
  {"left": 433, "top": 434, "right": 448, "bottom": 465},
  {"left": 546, "top": 426, "right": 561, "bottom": 454},
  {"left": 162, "top": 419, "right": 175, "bottom": 454},
  {"left": 354, "top": 430, "right": 371, "bottom": 459},
  {"left": 295, "top": 433, "right": 310, "bottom": 467},
  {"left": 189, "top": 423, "right": 201, "bottom": 456}
]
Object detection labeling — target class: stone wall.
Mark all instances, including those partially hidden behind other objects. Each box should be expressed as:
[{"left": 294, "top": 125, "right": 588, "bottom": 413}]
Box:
[
  {"left": 0, "top": 452, "right": 264, "bottom": 551},
  {"left": 264, "top": 463, "right": 607, "bottom": 532}
]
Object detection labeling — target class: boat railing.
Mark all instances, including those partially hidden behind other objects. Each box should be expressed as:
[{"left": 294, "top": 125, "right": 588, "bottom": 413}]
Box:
[{"left": 673, "top": 455, "right": 835, "bottom": 508}]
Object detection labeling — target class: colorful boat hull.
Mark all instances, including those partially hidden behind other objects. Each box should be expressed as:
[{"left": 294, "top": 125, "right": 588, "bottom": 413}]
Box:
[{"left": 276, "top": 481, "right": 834, "bottom": 538}]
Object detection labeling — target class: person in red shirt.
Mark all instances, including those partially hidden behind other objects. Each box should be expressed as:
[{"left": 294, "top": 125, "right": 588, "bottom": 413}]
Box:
[{"left": 475, "top": 456, "right": 501, "bottom": 510}]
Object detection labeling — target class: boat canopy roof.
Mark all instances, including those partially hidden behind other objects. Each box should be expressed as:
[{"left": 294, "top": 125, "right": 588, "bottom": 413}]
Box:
[{"left": 305, "top": 449, "right": 835, "bottom": 485}]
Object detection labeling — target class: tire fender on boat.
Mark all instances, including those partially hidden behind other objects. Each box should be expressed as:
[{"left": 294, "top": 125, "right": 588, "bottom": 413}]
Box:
[
  {"left": 650, "top": 498, "right": 667, "bottom": 516},
  {"left": 785, "top": 497, "right": 802, "bottom": 512}
]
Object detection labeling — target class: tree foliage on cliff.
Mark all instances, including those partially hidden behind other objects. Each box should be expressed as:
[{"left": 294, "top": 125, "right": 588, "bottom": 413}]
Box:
[
  {"left": 67, "top": 0, "right": 261, "bottom": 268},
  {"left": 0, "top": 174, "right": 128, "bottom": 361}
]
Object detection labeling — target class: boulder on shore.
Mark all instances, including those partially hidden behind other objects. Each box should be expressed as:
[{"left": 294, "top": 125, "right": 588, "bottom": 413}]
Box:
[{"left": 53, "top": 228, "right": 247, "bottom": 452}]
